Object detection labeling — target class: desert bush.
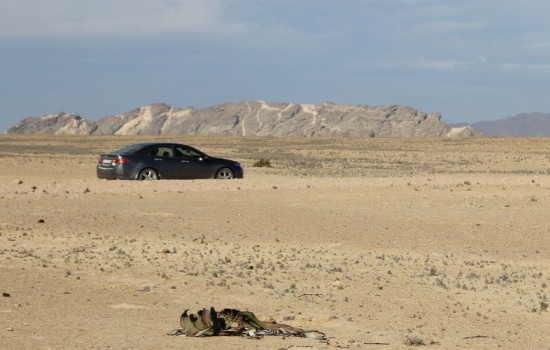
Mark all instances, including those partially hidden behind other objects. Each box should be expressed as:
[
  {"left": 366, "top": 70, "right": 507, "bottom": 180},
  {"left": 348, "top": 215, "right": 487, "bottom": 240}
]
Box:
[
  {"left": 253, "top": 158, "right": 272, "bottom": 168},
  {"left": 404, "top": 335, "right": 425, "bottom": 346}
]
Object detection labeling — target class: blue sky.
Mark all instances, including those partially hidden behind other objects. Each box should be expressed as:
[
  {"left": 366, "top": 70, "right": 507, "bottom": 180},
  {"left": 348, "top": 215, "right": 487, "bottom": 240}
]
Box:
[{"left": 1, "top": 0, "right": 550, "bottom": 132}]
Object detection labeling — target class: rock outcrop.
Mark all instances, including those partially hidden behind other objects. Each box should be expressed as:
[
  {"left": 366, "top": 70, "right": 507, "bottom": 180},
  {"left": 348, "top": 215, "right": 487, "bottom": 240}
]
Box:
[
  {"left": 8, "top": 112, "right": 94, "bottom": 135},
  {"left": 7, "top": 101, "right": 482, "bottom": 137}
]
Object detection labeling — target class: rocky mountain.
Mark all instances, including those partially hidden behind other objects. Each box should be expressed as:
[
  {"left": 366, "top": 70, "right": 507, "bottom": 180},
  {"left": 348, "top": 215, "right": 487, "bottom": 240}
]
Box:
[
  {"left": 469, "top": 112, "right": 550, "bottom": 137},
  {"left": 7, "top": 101, "right": 480, "bottom": 137}
]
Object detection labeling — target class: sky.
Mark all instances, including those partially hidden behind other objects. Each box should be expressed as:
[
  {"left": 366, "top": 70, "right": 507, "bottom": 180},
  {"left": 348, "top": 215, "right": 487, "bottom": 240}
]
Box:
[{"left": 1, "top": 0, "right": 550, "bottom": 132}]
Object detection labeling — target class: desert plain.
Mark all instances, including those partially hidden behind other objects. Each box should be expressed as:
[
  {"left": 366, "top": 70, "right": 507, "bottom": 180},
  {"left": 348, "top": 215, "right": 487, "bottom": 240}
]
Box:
[{"left": 1, "top": 135, "right": 550, "bottom": 349}]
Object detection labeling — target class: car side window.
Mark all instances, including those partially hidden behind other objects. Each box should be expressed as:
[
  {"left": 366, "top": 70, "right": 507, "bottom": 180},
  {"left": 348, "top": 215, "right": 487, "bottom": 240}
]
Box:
[
  {"left": 149, "top": 147, "right": 173, "bottom": 157},
  {"left": 175, "top": 146, "right": 201, "bottom": 159},
  {"left": 159, "top": 147, "right": 173, "bottom": 157}
]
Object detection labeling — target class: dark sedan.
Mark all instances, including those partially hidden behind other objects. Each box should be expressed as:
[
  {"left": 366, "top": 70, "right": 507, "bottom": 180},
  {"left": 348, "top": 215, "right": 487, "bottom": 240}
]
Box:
[{"left": 96, "top": 142, "right": 243, "bottom": 180}]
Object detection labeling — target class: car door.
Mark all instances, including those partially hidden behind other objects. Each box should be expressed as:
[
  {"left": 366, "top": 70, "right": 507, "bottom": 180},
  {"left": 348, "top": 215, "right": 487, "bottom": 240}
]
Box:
[
  {"left": 172, "top": 145, "right": 212, "bottom": 179},
  {"left": 145, "top": 145, "right": 177, "bottom": 179}
]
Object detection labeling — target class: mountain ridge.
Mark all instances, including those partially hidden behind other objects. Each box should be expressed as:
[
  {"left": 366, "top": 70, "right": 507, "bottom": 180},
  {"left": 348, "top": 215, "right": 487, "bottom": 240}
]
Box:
[
  {"left": 468, "top": 112, "right": 550, "bottom": 137},
  {"left": 7, "top": 101, "right": 480, "bottom": 137}
]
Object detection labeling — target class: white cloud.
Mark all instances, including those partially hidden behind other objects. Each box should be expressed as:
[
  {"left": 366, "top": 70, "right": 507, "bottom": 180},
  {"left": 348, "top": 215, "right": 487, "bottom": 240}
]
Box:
[
  {"left": 528, "top": 41, "right": 550, "bottom": 49},
  {"left": 412, "top": 59, "right": 466, "bottom": 70},
  {"left": 0, "top": 0, "right": 246, "bottom": 38},
  {"left": 399, "top": 57, "right": 550, "bottom": 72},
  {"left": 496, "top": 63, "right": 550, "bottom": 70},
  {"left": 411, "top": 20, "right": 486, "bottom": 34},
  {"left": 359, "top": 55, "right": 489, "bottom": 71}
]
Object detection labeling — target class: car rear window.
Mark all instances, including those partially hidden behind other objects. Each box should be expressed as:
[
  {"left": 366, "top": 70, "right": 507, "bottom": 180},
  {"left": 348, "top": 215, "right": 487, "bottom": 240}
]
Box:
[{"left": 115, "top": 144, "right": 148, "bottom": 154}]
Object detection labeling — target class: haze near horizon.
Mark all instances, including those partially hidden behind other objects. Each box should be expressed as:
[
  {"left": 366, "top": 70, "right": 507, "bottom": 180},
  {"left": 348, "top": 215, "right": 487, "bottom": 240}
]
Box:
[{"left": 1, "top": 0, "right": 549, "bottom": 132}]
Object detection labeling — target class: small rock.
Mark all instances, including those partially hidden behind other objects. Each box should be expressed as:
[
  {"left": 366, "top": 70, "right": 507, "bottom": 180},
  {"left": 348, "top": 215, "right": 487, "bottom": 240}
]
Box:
[{"left": 2, "top": 292, "right": 10, "bottom": 297}]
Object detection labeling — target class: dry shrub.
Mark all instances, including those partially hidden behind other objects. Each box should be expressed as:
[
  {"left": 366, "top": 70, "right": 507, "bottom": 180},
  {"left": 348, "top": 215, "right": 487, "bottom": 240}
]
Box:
[
  {"left": 404, "top": 335, "right": 425, "bottom": 346},
  {"left": 253, "top": 158, "right": 272, "bottom": 168}
]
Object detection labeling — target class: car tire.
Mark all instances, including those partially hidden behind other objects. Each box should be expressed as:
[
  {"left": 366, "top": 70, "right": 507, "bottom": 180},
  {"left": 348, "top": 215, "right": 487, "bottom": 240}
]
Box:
[
  {"left": 138, "top": 168, "right": 159, "bottom": 180},
  {"left": 215, "top": 167, "right": 234, "bottom": 179}
]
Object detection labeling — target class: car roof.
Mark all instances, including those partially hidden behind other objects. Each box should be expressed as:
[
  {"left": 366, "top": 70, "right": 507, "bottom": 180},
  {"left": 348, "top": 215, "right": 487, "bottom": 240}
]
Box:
[
  {"left": 113, "top": 142, "right": 193, "bottom": 154},
  {"left": 130, "top": 142, "right": 189, "bottom": 147}
]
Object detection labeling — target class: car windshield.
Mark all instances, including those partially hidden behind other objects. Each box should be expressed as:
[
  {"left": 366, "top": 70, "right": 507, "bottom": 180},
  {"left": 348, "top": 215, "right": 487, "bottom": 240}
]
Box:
[{"left": 114, "top": 144, "right": 149, "bottom": 154}]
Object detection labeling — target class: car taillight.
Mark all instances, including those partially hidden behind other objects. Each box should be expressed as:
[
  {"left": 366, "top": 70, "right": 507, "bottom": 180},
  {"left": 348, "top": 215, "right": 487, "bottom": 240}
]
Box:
[{"left": 113, "top": 157, "right": 129, "bottom": 165}]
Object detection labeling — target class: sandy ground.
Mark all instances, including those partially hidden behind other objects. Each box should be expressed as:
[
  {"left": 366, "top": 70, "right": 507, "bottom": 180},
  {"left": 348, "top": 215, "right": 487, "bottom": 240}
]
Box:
[{"left": 1, "top": 135, "right": 550, "bottom": 349}]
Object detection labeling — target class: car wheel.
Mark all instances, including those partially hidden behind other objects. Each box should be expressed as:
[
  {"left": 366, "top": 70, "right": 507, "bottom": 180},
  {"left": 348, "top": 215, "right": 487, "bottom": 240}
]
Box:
[
  {"left": 215, "top": 167, "right": 234, "bottom": 179},
  {"left": 138, "top": 168, "right": 159, "bottom": 180}
]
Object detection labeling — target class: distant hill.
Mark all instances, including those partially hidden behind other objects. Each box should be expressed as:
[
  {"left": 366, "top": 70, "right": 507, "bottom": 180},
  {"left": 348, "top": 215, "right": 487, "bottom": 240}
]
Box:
[
  {"left": 469, "top": 113, "right": 550, "bottom": 137},
  {"left": 7, "top": 101, "right": 480, "bottom": 138}
]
